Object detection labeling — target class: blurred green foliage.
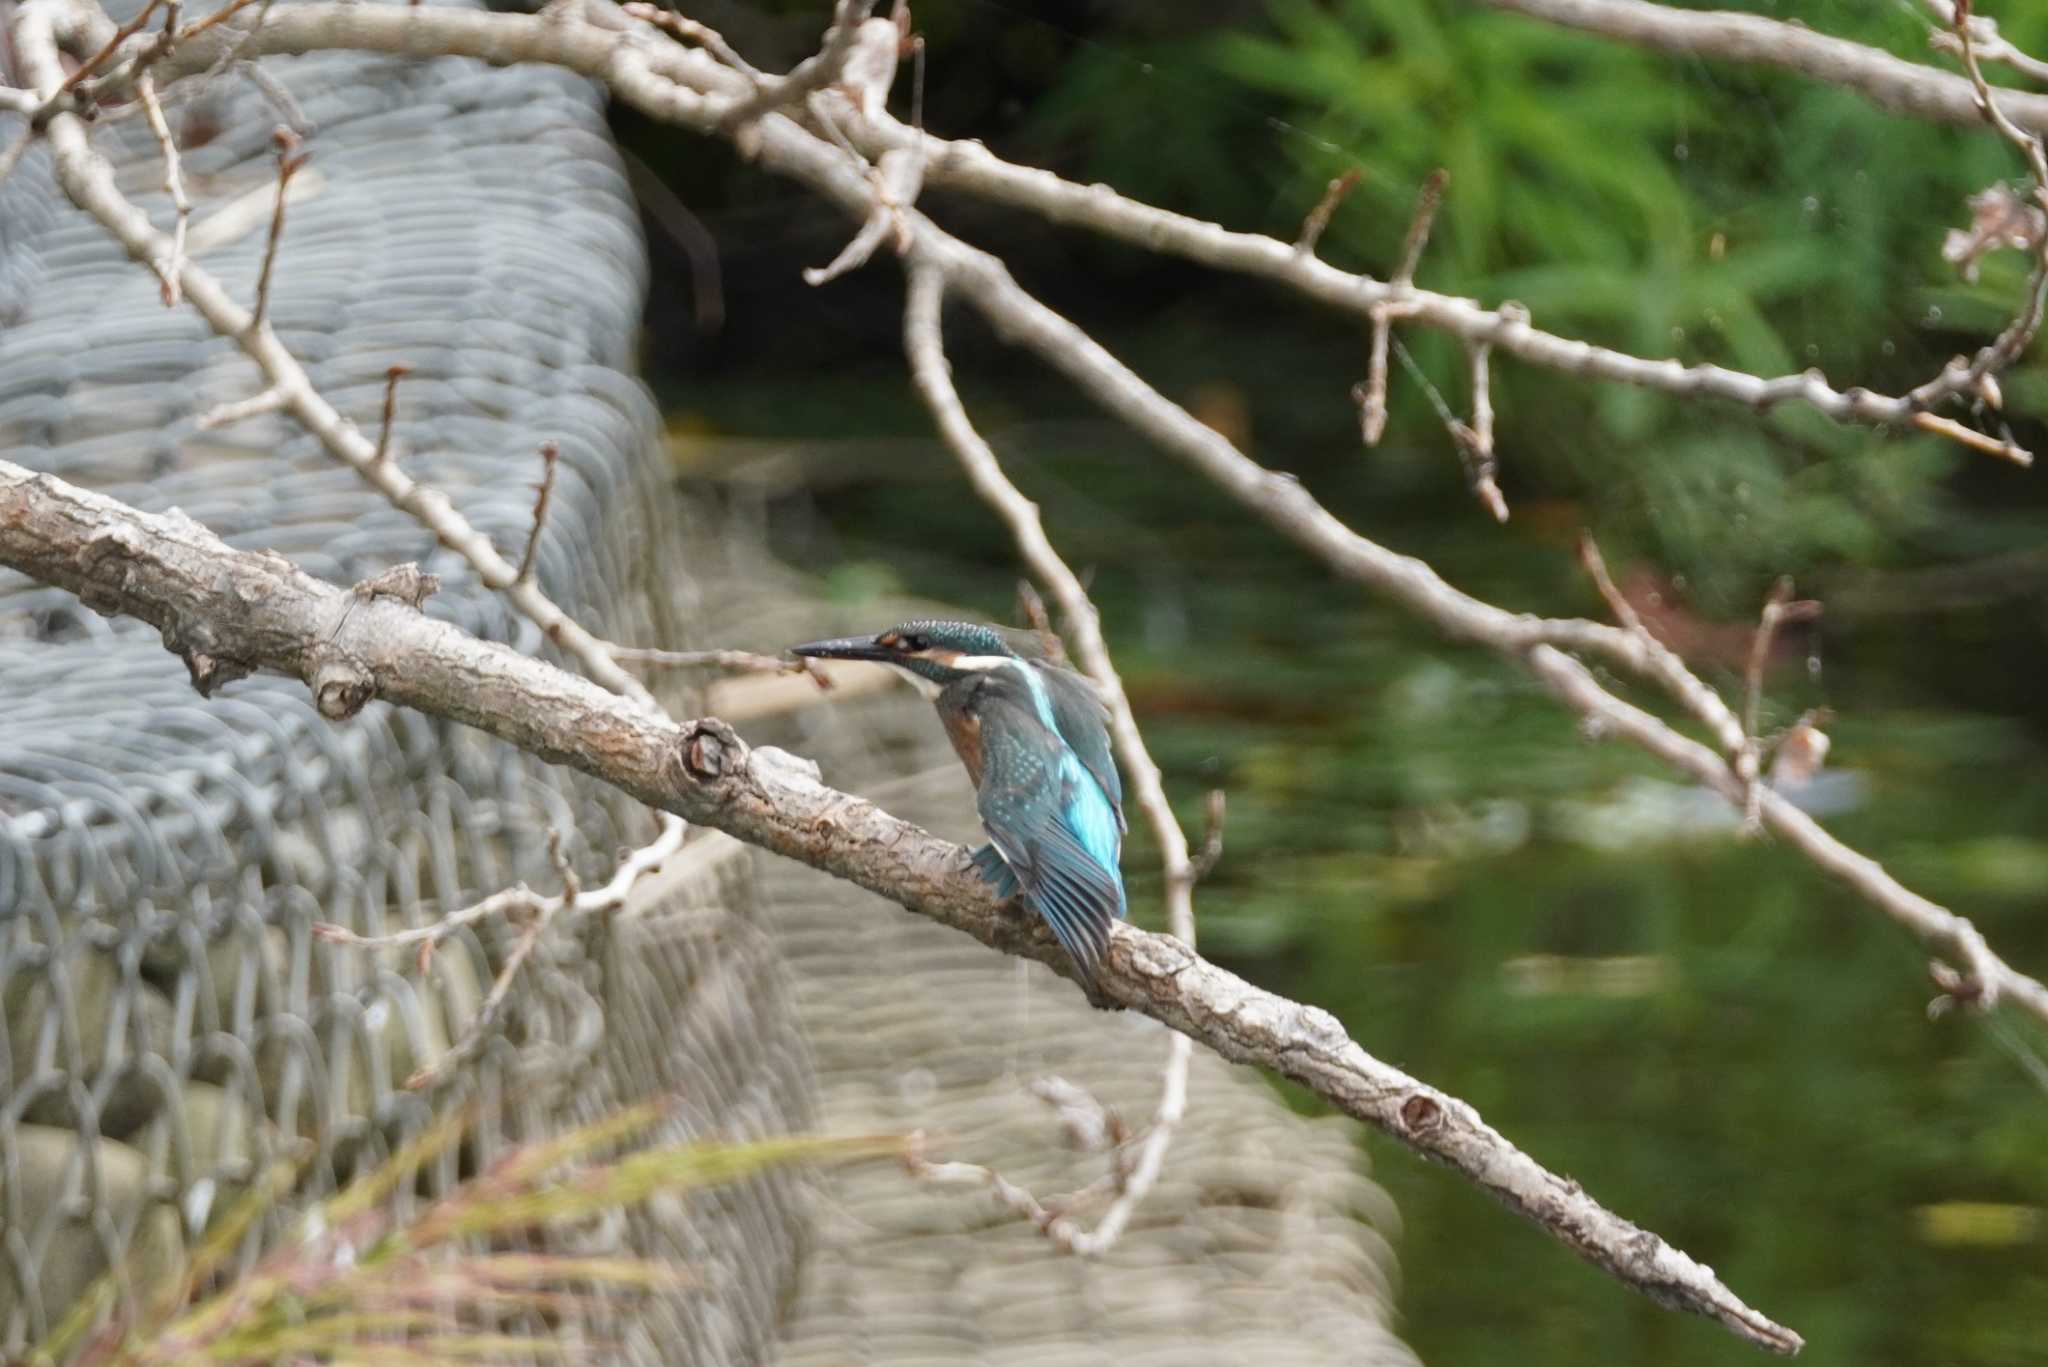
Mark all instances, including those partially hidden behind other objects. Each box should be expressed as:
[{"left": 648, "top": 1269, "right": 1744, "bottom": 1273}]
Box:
[{"left": 1014, "top": 0, "right": 2048, "bottom": 597}]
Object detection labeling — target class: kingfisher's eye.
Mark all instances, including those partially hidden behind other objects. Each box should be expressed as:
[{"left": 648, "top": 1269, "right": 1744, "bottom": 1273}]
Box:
[{"left": 901, "top": 633, "right": 930, "bottom": 652}]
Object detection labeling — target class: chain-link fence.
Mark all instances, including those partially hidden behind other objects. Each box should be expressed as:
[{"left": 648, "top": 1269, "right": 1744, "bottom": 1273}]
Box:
[{"left": 0, "top": 14, "right": 813, "bottom": 1358}]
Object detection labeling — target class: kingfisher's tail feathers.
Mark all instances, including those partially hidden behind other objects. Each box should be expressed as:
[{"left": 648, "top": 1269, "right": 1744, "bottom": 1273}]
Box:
[
  {"left": 970, "top": 842, "right": 1022, "bottom": 898},
  {"left": 1017, "top": 821, "right": 1122, "bottom": 985}
]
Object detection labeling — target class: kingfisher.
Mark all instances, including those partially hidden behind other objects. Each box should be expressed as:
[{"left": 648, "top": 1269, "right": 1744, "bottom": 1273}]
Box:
[{"left": 790, "top": 620, "right": 1127, "bottom": 992}]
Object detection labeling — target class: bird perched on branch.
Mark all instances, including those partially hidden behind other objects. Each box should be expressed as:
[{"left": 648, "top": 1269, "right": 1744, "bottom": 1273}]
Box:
[{"left": 790, "top": 620, "right": 1126, "bottom": 994}]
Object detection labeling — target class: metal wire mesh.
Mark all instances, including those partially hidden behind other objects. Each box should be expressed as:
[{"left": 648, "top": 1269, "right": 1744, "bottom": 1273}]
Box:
[{"left": 0, "top": 6, "right": 813, "bottom": 1359}]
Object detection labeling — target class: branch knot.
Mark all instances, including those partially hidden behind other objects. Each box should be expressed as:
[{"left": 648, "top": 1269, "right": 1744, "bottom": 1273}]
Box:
[{"left": 310, "top": 644, "right": 375, "bottom": 720}]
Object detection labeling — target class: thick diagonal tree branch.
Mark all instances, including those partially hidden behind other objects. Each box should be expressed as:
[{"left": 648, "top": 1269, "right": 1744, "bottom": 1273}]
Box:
[{"left": 0, "top": 458, "right": 1801, "bottom": 1355}]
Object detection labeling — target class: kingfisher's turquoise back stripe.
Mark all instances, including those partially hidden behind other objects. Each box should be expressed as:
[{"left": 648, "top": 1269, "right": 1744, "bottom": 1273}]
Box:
[
  {"left": 1059, "top": 751, "right": 1125, "bottom": 912},
  {"left": 1007, "top": 658, "right": 1123, "bottom": 914}
]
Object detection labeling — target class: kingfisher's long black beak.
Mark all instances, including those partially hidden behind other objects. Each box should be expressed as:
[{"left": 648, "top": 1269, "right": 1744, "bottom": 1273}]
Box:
[{"left": 789, "top": 633, "right": 894, "bottom": 663}]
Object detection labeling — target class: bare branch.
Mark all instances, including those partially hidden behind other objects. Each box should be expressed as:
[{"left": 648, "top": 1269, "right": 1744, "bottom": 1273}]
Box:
[
  {"left": 0, "top": 459, "right": 1806, "bottom": 1352},
  {"left": 904, "top": 259, "right": 1194, "bottom": 1254},
  {"left": 905, "top": 198, "right": 2040, "bottom": 1037},
  {"left": 123, "top": 2, "right": 2044, "bottom": 460},
  {"left": 1574, "top": 532, "right": 1752, "bottom": 762}
]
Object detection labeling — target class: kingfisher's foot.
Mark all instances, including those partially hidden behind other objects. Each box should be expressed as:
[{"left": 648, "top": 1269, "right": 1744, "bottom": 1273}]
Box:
[{"left": 970, "top": 842, "right": 1021, "bottom": 898}]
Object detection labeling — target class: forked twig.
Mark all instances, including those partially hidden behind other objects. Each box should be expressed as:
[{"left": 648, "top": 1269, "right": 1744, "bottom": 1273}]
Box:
[{"left": 1355, "top": 169, "right": 1447, "bottom": 446}]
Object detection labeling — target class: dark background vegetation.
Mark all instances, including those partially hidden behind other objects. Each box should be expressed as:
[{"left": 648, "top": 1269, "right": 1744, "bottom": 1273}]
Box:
[{"left": 618, "top": 2, "right": 2048, "bottom": 1361}]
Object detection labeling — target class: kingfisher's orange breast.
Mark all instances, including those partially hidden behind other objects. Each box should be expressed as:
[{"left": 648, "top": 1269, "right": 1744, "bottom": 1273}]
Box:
[{"left": 941, "top": 707, "right": 984, "bottom": 786}]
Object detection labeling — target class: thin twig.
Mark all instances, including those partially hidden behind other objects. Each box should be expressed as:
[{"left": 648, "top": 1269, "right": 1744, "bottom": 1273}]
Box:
[
  {"left": 373, "top": 364, "right": 409, "bottom": 466},
  {"left": 616, "top": 145, "right": 725, "bottom": 332},
  {"left": 1911, "top": 409, "right": 2033, "bottom": 464},
  {"left": 1449, "top": 334, "right": 1509, "bottom": 522},
  {"left": 194, "top": 386, "right": 285, "bottom": 430},
  {"left": 1294, "top": 169, "right": 1359, "bottom": 255},
  {"left": 250, "top": 126, "right": 304, "bottom": 333},
  {"left": 238, "top": 59, "right": 307, "bottom": 134},
  {"left": 620, "top": 2, "right": 763, "bottom": 81},
  {"left": 314, "top": 814, "right": 686, "bottom": 1079},
  {"left": 717, "top": 0, "right": 876, "bottom": 140},
  {"left": 49, "top": 0, "right": 165, "bottom": 101},
  {"left": 136, "top": 73, "right": 189, "bottom": 306},
  {"left": 1909, "top": 2, "right": 2048, "bottom": 426},
  {"left": 1574, "top": 532, "right": 1749, "bottom": 757},
  {"left": 402, "top": 828, "right": 574, "bottom": 1091},
  {"left": 1577, "top": 531, "right": 1648, "bottom": 635},
  {"left": 611, "top": 646, "right": 805, "bottom": 674},
  {"left": 1357, "top": 169, "right": 1447, "bottom": 446},
  {"left": 177, "top": 0, "right": 266, "bottom": 43},
  {"left": 516, "top": 441, "right": 559, "bottom": 587},
  {"left": 1740, "top": 578, "right": 1822, "bottom": 832},
  {"left": 1015, "top": 580, "right": 1068, "bottom": 666},
  {"left": 0, "top": 130, "right": 38, "bottom": 194},
  {"left": 1923, "top": 0, "right": 2048, "bottom": 87}
]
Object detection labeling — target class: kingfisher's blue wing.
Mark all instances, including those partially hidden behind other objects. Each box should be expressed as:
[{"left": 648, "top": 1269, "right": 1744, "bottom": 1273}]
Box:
[
  {"left": 973, "top": 697, "right": 1124, "bottom": 984},
  {"left": 1036, "top": 662, "right": 1126, "bottom": 836}
]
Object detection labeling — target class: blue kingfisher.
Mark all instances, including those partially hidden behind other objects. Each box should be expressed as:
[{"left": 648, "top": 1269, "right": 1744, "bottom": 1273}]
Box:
[{"left": 790, "top": 620, "right": 1127, "bottom": 991}]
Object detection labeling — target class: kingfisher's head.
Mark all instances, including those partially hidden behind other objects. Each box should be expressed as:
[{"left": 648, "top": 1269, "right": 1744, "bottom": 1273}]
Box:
[{"left": 790, "top": 619, "right": 1018, "bottom": 686}]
